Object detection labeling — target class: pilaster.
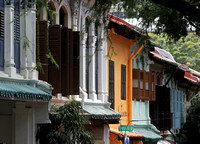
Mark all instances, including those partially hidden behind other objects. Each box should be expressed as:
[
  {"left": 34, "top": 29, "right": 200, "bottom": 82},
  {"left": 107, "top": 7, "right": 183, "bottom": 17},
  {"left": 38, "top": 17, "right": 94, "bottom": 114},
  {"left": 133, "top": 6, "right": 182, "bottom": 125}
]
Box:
[
  {"left": 102, "top": 29, "right": 108, "bottom": 102},
  {"left": 26, "top": 8, "right": 38, "bottom": 80},
  {"left": 97, "top": 37, "right": 105, "bottom": 102},
  {"left": 4, "top": 4, "right": 16, "bottom": 77},
  {"left": 80, "top": 32, "right": 88, "bottom": 101},
  {"left": 71, "top": 0, "right": 79, "bottom": 31},
  {"left": 88, "top": 22, "right": 97, "bottom": 101},
  {"left": 20, "top": 9, "right": 28, "bottom": 78},
  {"left": 13, "top": 102, "right": 31, "bottom": 144}
]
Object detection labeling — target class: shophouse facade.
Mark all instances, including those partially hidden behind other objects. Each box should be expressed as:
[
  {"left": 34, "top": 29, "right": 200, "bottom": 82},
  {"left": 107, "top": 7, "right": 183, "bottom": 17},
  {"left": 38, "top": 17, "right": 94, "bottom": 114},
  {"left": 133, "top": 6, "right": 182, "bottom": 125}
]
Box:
[
  {"left": 0, "top": 0, "right": 52, "bottom": 144},
  {"left": 149, "top": 45, "right": 200, "bottom": 143},
  {"left": 37, "top": 0, "right": 120, "bottom": 144},
  {"left": 107, "top": 14, "right": 200, "bottom": 144},
  {"left": 107, "top": 15, "right": 161, "bottom": 144}
]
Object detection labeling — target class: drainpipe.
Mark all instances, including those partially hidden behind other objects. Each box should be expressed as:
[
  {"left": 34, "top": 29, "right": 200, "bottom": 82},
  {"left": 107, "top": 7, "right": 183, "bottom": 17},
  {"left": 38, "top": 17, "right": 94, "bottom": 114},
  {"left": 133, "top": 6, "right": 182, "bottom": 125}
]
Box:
[
  {"left": 128, "top": 41, "right": 146, "bottom": 124},
  {"left": 164, "top": 66, "right": 179, "bottom": 87}
]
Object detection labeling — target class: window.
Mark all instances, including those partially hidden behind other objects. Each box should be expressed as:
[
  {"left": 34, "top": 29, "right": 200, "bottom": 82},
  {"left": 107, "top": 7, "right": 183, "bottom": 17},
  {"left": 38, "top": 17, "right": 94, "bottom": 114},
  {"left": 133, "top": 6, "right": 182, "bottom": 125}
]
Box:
[
  {"left": 0, "top": 0, "right": 4, "bottom": 70},
  {"left": 121, "top": 65, "right": 126, "bottom": 100},
  {"left": 14, "top": 0, "right": 20, "bottom": 73},
  {"left": 109, "top": 60, "right": 114, "bottom": 109},
  {"left": 37, "top": 3, "right": 79, "bottom": 95}
]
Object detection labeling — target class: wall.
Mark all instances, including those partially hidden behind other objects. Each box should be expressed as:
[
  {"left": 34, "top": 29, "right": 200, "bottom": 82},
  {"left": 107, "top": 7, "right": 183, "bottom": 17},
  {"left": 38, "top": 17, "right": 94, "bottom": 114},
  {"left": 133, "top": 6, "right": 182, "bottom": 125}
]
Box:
[
  {"left": 107, "top": 32, "right": 131, "bottom": 125},
  {"left": 132, "top": 51, "right": 150, "bottom": 125},
  {"left": 0, "top": 101, "right": 13, "bottom": 144}
]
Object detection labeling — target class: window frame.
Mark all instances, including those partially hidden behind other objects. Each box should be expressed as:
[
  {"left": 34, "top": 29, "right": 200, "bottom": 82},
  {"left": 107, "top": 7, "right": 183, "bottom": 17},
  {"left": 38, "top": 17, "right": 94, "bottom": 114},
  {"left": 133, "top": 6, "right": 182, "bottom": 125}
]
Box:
[{"left": 121, "top": 64, "right": 126, "bottom": 100}]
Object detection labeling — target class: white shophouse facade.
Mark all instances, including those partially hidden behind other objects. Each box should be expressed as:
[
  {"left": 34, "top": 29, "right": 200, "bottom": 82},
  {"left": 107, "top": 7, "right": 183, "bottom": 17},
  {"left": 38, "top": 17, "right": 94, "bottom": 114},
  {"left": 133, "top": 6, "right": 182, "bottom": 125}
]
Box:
[
  {"left": 0, "top": 0, "right": 52, "bottom": 144},
  {"left": 38, "top": 0, "right": 120, "bottom": 144}
]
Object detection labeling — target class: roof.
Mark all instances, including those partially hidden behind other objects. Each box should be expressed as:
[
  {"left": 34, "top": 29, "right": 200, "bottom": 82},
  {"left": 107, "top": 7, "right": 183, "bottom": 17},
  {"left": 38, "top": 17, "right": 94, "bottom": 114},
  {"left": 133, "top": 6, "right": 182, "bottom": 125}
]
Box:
[
  {"left": 0, "top": 82, "right": 52, "bottom": 101},
  {"left": 108, "top": 14, "right": 145, "bottom": 39},
  {"left": 133, "top": 124, "right": 162, "bottom": 140},
  {"left": 108, "top": 14, "right": 135, "bottom": 30},
  {"left": 150, "top": 47, "right": 200, "bottom": 85},
  {"left": 110, "top": 129, "right": 143, "bottom": 138},
  {"left": 83, "top": 104, "right": 121, "bottom": 122}
]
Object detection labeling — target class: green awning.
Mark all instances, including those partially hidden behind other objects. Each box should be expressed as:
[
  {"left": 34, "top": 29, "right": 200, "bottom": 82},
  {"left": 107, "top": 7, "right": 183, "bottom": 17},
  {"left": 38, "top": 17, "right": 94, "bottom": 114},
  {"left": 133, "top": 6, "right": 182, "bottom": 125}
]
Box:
[
  {"left": 83, "top": 105, "right": 121, "bottom": 121},
  {"left": 0, "top": 82, "right": 52, "bottom": 101},
  {"left": 133, "top": 124, "right": 162, "bottom": 141}
]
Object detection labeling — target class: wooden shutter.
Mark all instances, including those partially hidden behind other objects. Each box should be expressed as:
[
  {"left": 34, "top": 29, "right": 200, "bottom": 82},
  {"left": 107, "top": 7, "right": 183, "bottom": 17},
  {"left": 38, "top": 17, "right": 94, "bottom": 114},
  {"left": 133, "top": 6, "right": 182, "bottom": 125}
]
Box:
[
  {"left": 38, "top": 21, "right": 48, "bottom": 81},
  {"left": 139, "top": 70, "right": 145, "bottom": 99},
  {"left": 49, "top": 25, "right": 61, "bottom": 94},
  {"left": 72, "top": 31, "right": 80, "bottom": 94},
  {"left": 109, "top": 60, "right": 115, "bottom": 109},
  {"left": 14, "top": 0, "right": 20, "bottom": 73},
  {"left": 68, "top": 29, "right": 73, "bottom": 94},
  {"left": 144, "top": 71, "right": 150, "bottom": 100},
  {"left": 60, "top": 27, "right": 69, "bottom": 95},
  {"left": 0, "top": 1, "right": 4, "bottom": 70},
  {"left": 150, "top": 86, "right": 171, "bottom": 130},
  {"left": 150, "top": 73, "right": 156, "bottom": 101},
  {"left": 121, "top": 65, "right": 126, "bottom": 100},
  {"left": 132, "top": 69, "right": 140, "bottom": 100}
]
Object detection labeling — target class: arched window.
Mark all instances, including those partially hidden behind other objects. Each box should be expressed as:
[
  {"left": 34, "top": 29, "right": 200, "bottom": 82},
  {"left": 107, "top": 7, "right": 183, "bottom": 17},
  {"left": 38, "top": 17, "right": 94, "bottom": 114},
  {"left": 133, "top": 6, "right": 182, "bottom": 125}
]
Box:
[
  {"left": 48, "top": 2, "right": 56, "bottom": 25},
  {"left": 59, "top": 6, "right": 68, "bottom": 27}
]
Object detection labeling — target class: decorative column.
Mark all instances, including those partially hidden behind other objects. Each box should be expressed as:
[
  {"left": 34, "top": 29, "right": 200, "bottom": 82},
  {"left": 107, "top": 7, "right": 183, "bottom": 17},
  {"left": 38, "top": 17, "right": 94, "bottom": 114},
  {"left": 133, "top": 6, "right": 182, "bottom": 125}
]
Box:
[
  {"left": 97, "top": 24, "right": 105, "bottom": 102},
  {"left": 80, "top": 32, "right": 88, "bottom": 101},
  {"left": 4, "top": 2, "right": 16, "bottom": 77},
  {"left": 71, "top": 0, "right": 79, "bottom": 31},
  {"left": 13, "top": 102, "right": 31, "bottom": 144},
  {"left": 26, "top": 7, "right": 38, "bottom": 80},
  {"left": 20, "top": 7, "right": 28, "bottom": 78},
  {"left": 88, "top": 22, "right": 97, "bottom": 101},
  {"left": 102, "top": 29, "right": 108, "bottom": 103}
]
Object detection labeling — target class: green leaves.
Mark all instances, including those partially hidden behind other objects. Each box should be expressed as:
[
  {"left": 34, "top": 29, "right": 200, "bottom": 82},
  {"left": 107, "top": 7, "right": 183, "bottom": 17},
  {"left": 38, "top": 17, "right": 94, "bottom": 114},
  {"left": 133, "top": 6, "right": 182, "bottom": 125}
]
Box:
[
  {"left": 36, "top": 101, "right": 94, "bottom": 144},
  {"left": 150, "top": 33, "right": 200, "bottom": 71}
]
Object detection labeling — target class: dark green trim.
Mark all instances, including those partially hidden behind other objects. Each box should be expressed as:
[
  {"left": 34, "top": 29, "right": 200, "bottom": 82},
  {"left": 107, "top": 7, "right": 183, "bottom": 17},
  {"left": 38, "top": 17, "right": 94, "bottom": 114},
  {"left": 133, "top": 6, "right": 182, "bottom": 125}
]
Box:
[{"left": 0, "top": 82, "right": 52, "bottom": 101}]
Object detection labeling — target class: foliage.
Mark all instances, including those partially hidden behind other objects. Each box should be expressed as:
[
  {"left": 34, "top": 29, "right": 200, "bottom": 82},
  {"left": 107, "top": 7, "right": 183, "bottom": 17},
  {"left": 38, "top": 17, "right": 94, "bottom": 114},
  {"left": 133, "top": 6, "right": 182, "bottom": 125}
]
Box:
[
  {"left": 36, "top": 101, "right": 94, "bottom": 144},
  {"left": 92, "top": 0, "right": 200, "bottom": 41},
  {"left": 35, "top": 0, "right": 59, "bottom": 73},
  {"left": 176, "top": 94, "right": 200, "bottom": 144},
  {"left": 149, "top": 33, "right": 200, "bottom": 71}
]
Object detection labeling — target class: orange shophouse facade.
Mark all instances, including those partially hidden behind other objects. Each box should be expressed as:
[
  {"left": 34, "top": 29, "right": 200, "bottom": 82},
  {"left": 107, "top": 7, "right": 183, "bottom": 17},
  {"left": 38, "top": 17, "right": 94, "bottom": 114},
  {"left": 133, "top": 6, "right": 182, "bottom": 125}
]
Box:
[{"left": 107, "top": 15, "right": 144, "bottom": 144}]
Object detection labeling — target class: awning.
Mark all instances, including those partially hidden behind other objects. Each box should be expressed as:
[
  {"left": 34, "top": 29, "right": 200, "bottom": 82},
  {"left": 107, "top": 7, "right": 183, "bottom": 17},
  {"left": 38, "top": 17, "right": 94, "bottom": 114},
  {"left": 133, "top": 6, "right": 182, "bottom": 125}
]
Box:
[
  {"left": 110, "top": 129, "right": 143, "bottom": 138},
  {"left": 83, "top": 104, "right": 121, "bottom": 122},
  {"left": 0, "top": 82, "right": 52, "bottom": 101},
  {"left": 133, "top": 125, "right": 162, "bottom": 141}
]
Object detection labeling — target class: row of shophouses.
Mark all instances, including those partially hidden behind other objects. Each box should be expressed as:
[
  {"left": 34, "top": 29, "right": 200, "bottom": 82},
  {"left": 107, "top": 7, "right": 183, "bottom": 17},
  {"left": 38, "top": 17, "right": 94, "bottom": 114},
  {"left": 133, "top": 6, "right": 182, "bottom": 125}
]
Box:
[{"left": 0, "top": 0, "right": 200, "bottom": 144}]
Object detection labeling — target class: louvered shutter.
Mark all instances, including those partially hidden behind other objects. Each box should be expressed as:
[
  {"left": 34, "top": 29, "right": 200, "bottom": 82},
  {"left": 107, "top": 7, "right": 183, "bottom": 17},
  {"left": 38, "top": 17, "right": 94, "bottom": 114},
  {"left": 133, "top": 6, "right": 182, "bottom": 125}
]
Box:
[
  {"left": 150, "top": 73, "right": 156, "bottom": 101},
  {"left": 61, "top": 27, "right": 69, "bottom": 95},
  {"left": 0, "top": 0, "right": 4, "bottom": 70},
  {"left": 150, "top": 86, "right": 171, "bottom": 130},
  {"left": 144, "top": 71, "right": 150, "bottom": 100},
  {"left": 150, "top": 85, "right": 160, "bottom": 129},
  {"left": 109, "top": 60, "right": 115, "bottom": 109},
  {"left": 14, "top": 0, "right": 20, "bottom": 73},
  {"left": 121, "top": 65, "right": 126, "bottom": 100},
  {"left": 139, "top": 70, "right": 145, "bottom": 99},
  {"left": 132, "top": 69, "right": 140, "bottom": 100},
  {"left": 38, "top": 21, "right": 48, "bottom": 81},
  {"left": 72, "top": 31, "right": 80, "bottom": 94},
  {"left": 49, "top": 25, "right": 61, "bottom": 94},
  {"left": 180, "top": 91, "right": 184, "bottom": 125},
  {"left": 68, "top": 29, "right": 73, "bottom": 94}
]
